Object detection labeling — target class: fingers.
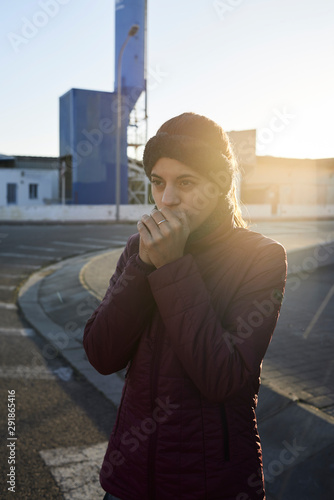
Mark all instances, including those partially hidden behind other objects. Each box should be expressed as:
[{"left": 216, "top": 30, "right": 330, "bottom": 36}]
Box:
[
  {"left": 151, "top": 207, "right": 180, "bottom": 228},
  {"left": 150, "top": 208, "right": 170, "bottom": 231},
  {"left": 138, "top": 207, "right": 189, "bottom": 237},
  {"left": 137, "top": 208, "right": 190, "bottom": 268},
  {"left": 158, "top": 207, "right": 190, "bottom": 231},
  {"left": 138, "top": 211, "right": 164, "bottom": 240},
  {"left": 137, "top": 219, "right": 151, "bottom": 240},
  {"left": 140, "top": 209, "right": 168, "bottom": 232}
]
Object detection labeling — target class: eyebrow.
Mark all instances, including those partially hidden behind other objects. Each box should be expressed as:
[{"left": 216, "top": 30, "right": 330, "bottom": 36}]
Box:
[{"left": 150, "top": 173, "right": 200, "bottom": 180}]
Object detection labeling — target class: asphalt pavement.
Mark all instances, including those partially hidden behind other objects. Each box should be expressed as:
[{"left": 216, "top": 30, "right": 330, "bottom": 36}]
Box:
[
  {"left": 0, "top": 223, "right": 136, "bottom": 499},
  {"left": 3, "top": 220, "right": 334, "bottom": 499}
]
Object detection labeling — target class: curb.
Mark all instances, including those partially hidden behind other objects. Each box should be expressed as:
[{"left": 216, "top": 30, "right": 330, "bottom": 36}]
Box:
[{"left": 17, "top": 252, "right": 125, "bottom": 407}]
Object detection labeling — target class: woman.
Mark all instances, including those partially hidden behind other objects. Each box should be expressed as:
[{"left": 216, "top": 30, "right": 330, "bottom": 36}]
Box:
[{"left": 83, "top": 112, "right": 287, "bottom": 500}]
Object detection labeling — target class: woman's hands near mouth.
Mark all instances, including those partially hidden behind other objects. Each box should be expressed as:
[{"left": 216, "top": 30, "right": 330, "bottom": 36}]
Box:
[{"left": 137, "top": 207, "right": 190, "bottom": 268}]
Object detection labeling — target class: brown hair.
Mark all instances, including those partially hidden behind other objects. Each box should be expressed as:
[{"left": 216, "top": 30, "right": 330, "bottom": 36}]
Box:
[{"left": 144, "top": 112, "right": 247, "bottom": 228}]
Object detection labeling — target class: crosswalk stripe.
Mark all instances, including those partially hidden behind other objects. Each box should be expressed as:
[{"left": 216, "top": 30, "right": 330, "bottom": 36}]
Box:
[
  {"left": 6, "top": 263, "right": 40, "bottom": 269},
  {"left": 109, "top": 239, "right": 128, "bottom": 245},
  {"left": 0, "top": 252, "right": 51, "bottom": 260},
  {"left": 0, "top": 302, "right": 17, "bottom": 309},
  {"left": 0, "top": 365, "right": 55, "bottom": 379},
  {"left": 0, "top": 365, "right": 73, "bottom": 380},
  {"left": 52, "top": 241, "right": 102, "bottom": 249},
  {"left": 0, "top": 327, "right": 31, "bottom": 336},
  {"left": 0, "top": 327, "right": 35, "bottom": 336},
  {"left": 39, "top": 442, "right": 107, "bottom": 499},
  {"left": 81, "top": 237, "right": 114, "bottom": 244},
  {"left": 82, "top": 237, "right": 127, "bottom": 245},
  {"left": 0, "top": 273, "right": 27, "bottom": 279},
  {"left": 18, "top": 245, "right": 58, "bottom": 252}
]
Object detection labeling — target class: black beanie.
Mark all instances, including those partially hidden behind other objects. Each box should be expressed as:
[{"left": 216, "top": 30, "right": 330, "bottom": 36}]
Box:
[{"left": 142, "top": 132, "right": 233, "bottom": 195}]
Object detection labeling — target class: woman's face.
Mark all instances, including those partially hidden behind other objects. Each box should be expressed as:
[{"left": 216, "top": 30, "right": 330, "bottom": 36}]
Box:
[{"left": 151, "top": 157, "right": 221, "bottom": 232}]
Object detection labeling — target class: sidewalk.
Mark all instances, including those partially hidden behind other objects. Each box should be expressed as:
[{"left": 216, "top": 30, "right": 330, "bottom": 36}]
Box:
[{"left": 18, "top": 222, "right": 334, "bottom": 499}]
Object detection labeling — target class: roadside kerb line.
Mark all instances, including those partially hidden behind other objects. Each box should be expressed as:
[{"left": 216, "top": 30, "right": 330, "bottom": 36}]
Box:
[{"left": 17, "top": 251, "right": 124, "bottom": 407}]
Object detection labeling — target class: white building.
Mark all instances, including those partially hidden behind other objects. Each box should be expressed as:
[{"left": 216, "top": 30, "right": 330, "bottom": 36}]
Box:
[{"left": 0, "top": 155, "right": 59, "bottom": 206}]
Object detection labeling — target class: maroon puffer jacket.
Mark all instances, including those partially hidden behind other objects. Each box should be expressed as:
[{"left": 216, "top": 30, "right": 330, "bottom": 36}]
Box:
[{"left": 83, "top": 219, "right": 287, "bottom": 500}]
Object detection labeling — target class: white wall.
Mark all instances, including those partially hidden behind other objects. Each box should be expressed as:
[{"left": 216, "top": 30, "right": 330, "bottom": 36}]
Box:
[
  {"left": 1, "top": 204, "right": 334, "bottom": 222},
  {"left": 241, "top": 204, "right": 272, "bottom": 219},
  {"left": 0, "top": 204, "right": 152, "bottom": 221},
  {"left": 280, "top": 204, "right": 334, "bottom": 217},
  {"left": 0, "top": 168, "right": 58, "bottom": 206}
]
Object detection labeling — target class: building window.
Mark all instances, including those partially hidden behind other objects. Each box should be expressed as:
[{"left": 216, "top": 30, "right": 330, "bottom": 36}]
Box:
[
  {"left": 29, "top": 183, "right": 38, "bottom": 199},
  {"left": 7, "top": 183, "right": 17, "bottom": 204}
]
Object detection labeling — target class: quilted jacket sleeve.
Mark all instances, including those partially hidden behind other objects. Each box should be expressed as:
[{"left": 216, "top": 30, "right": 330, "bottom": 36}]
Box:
[
  {"left": 148, "top": 240, "right": 287, "bottom": 402},
  {"left": 83, "top": 235, "right": 155, "bottom": 375}
]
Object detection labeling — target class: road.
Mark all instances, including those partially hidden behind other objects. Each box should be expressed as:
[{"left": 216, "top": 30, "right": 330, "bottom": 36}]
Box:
[
  {"left": 0, "top": 221, "right": 333, "bottom": 499},
  {"left": 0, "top": 223, "right": 137, "bottom": 499}
]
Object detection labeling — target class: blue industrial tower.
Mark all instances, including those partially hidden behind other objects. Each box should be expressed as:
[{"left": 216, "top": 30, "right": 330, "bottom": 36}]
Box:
[{"left": 59, "top": 0, "right": 146, "bottom": 204}]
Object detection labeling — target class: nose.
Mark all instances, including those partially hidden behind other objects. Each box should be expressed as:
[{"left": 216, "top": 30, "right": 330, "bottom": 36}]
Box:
[{"left": 161, "top": 184, "right": 181, "bottom": 206}]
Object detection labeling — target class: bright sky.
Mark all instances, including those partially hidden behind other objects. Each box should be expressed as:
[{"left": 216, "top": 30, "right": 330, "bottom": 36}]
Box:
[{"left": 1, "top": 0, "right": 334, "bottom": 159}]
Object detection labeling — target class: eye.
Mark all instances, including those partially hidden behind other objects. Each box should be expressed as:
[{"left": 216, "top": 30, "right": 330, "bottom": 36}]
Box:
[
  {"left": 179, "top": 179, "right": 194, "bottom": 188},
  {"left": 151, "top": 179, "right": 164, "bottom": 188}
]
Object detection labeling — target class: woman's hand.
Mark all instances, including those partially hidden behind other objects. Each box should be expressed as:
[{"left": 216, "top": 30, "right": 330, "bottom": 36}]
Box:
[{"left": 137, "top": 207, "right": 190, "bottom": 268}]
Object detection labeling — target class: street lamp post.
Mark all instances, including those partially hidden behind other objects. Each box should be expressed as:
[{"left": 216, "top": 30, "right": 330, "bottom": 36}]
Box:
[
  {"left": 115, "top": 24, "right": 139, "bottom": 221},
  {"left": 59, "top": 159, "right": 66, "bottom": 205}
]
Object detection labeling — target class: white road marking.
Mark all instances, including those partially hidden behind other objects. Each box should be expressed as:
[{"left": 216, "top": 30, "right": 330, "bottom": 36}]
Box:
[
  {"left": 6, "top": 263, "right": 40, "bottom": 269},
  {"left": 0, "top": 285, "right": 15, "bottom": 290},
  {"left": 39, "top": 442, "right": 107, "bottom": 499},
  {"left": 18, "top": 245, "right": 58, "bottom": 252},
  {"left": 0, "top": 273, "right": 26, "bottom": 279},
  {"left": 53, "top": 367, "right": 73, "bottom": 381},
  {"left": 109, "top": 239, "right": 128, "bottom": 246},
  {"left": 52, "top": 241, "right": 102, "bottom": 249},
  {"left": 304, "top": 283, "right": 334, "bottom": 339},
  {"left": 82, "top": 237, "right": 127, "bottom": 245},
  {"left": 0, "top": 327, "right": 35, "bottom": 336},
  {"left": 81, "top": 237, "right": 114, "bottom": 244},
  {"left": 0, "top": 365, "right": 55, "bottom": 379},
  {"left": 0, "top": 364, "right": 73, "bottom": 380},
  {"left": 0, "top": 252, "right": 51, "bottom": 260},
  {"left": 0, "top": 302, "right": 17, "bottom": 309}
]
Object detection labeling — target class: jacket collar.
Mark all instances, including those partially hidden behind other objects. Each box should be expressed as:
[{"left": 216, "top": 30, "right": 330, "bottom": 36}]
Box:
[{"left": 184, "top": 211, "right": 234, "bottom": 255}]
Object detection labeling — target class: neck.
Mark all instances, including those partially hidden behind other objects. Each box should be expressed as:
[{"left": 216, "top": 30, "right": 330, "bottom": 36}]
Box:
[{"left": 187, "top": 204, "right": 232, "bottom": 244}]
